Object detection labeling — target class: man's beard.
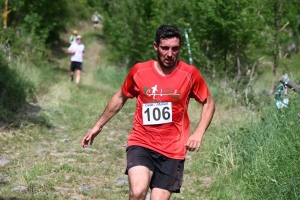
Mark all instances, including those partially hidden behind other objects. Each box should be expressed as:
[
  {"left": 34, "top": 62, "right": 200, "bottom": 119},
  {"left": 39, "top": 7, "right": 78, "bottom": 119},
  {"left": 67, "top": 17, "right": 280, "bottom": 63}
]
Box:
[{"left": 157, "top": 54, "right": 177, "bottom": 69}]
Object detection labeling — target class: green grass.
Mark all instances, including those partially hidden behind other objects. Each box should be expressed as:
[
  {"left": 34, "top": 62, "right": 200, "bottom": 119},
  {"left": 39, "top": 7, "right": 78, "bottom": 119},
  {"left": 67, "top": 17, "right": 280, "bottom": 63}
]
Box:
[{"left": 206, "top": 93, "right": 300, "bottom": 199}]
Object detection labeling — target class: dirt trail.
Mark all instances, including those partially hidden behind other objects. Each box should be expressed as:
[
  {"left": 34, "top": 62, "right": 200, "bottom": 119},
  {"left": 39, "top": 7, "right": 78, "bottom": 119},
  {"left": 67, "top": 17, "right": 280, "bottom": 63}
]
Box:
[
  {"left": 81, "top": 39, "right": 102, "bottom": 86},
  {"left": 0, "top": 24, "right": 118, "bottom": 200},
  {"left": 38, "top": 24, "right": 103, "bottom": 109}
]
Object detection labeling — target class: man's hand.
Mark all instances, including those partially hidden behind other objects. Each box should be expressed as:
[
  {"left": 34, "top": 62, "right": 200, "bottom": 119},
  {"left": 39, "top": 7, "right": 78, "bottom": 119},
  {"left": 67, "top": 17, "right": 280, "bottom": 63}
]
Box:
[
  {"left": 81, "top": 127, "right": 101, "bottom": 148},
  {"left": 185, "top": 95, "right": 215, "bottom": 152},
  {"left": 67, "top": 50, "right": 76, "bottom": 54},
  {"left": 185, "top": 132, "right": 203, "bottom": 152}
]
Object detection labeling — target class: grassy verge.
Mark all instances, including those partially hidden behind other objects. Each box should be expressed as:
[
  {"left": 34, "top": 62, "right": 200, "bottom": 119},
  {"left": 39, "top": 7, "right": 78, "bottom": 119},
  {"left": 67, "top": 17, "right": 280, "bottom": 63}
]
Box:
[{"left": 206, "top": 94, "right": 300, "bottom": 199}]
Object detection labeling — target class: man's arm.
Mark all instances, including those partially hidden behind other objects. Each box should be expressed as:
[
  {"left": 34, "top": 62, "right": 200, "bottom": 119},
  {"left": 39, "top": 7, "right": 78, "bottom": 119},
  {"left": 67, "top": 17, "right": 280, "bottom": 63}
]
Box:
[
  {"left": 67, "top": 50, "right": 75, "bottom": 54},
  {"left": 81, "top": 89, "right": 129, "bottom": 148},
  {"left": 185, "top": 95, "right": 215, "bottom": 152},
  {"left": 67, "top": 45, "right": 75, "bottom": 54},
  {"left": 82, "top": 47, "right": 85, "bottom": 56}
]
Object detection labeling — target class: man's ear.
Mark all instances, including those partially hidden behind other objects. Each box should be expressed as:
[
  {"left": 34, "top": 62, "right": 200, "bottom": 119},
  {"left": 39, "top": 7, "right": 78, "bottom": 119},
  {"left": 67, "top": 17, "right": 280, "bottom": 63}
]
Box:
[{"left": 154, "top": 42, "right": 158, "bottom": 51}]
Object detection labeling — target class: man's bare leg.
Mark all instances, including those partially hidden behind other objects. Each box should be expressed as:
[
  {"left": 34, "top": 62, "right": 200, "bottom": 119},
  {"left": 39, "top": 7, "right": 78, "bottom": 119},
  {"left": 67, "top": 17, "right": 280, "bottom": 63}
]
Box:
[
  {"left": 70, "top": 71, "right": 74, "bottom": 82},
  {"left": 76, "top": 70, "right": 81, "bottom": 85},
  {"left": 128, "top": 166, "right": 152, "bottom": 200}
]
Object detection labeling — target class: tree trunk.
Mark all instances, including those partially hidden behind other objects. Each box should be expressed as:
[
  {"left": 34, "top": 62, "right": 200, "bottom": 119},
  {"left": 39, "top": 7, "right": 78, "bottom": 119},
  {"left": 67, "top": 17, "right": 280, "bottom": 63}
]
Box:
[
  {"left": 206, "top": 41, "right": 210, "bottom": 74},
  {"left": 236, "top": 39, "right": 241, "bottom": 78},
  {"left": 279, "top": 75, "right": 299, "bottom": 92},
  {"left": 270, "top": 0, "right": 283, "bottom": 94}
]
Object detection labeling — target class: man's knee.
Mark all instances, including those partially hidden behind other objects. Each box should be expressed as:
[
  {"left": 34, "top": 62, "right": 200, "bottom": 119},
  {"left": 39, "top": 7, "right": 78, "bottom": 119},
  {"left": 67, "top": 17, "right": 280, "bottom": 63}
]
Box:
[{"left": 129, "top": 186, "right": 148, "bottom": 200}]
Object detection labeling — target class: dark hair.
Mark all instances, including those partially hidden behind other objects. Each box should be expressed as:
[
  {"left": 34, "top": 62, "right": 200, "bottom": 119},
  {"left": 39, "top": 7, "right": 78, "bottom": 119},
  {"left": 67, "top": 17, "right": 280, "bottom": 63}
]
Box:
[{"left": 155, "top": 25, "right": 182, "bottom": 44}]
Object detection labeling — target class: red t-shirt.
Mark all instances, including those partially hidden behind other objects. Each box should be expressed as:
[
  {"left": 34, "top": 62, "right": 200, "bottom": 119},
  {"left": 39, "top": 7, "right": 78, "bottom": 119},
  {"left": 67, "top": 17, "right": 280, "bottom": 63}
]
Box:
[{"left": 122, "top": 60, "right": 210, "bottom": 159}]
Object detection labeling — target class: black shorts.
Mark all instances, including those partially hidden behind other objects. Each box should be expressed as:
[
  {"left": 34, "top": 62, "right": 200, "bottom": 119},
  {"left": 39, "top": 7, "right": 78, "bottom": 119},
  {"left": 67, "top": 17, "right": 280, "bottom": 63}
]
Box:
[
  {"left": 125, "top": 145, "right": 185, "bottom": 193},
  {"left": 70, "top": 61, "right": 82, "bottom": 72},
  {"left": 93, "top": 21, "right": 99, "bottom": 24}
]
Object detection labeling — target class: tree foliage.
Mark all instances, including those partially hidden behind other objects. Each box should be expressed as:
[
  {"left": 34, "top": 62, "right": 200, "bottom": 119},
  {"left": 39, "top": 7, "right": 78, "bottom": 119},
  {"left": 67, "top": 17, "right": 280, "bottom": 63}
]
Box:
[
  {"left": 96, "top": 1, "right": 299, "bottom": 76},
  {"left": 1, "top": 0, "right": 299, "bottom": 79},
  {"left": 93, "top": 0, "right": 299, "bottom": 107}
]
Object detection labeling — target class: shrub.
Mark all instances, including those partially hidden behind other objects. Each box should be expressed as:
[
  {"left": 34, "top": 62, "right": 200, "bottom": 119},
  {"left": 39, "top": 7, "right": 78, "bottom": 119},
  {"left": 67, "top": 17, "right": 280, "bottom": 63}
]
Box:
[{"left": 0, "top": 54, "right": 35, "bottom": 112}]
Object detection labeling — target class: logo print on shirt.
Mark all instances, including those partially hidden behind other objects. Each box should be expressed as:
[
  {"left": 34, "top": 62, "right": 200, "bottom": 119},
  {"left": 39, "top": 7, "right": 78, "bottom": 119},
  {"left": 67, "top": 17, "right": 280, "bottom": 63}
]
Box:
[
  {"left": 144, "top": 85, "right": 181, "bottom": 101},
  {"left": 151, "top": 85, "right": 158, "bottom": 99}
]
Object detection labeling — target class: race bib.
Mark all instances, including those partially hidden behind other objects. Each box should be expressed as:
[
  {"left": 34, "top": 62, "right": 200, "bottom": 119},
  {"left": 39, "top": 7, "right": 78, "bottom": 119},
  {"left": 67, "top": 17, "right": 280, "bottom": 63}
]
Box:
[{"left": 142, "top": 102, "right": 172, "bottom": 125}]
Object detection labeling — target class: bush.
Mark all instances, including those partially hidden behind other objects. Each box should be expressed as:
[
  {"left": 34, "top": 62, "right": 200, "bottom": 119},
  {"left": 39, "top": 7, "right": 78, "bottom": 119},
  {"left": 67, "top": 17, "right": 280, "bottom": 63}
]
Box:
[
  {"left": 0, "top": 54, "right": 35, "bottom": 112},
  {"left": 211, "top": 93, "right": 300, "bottom": 199}
]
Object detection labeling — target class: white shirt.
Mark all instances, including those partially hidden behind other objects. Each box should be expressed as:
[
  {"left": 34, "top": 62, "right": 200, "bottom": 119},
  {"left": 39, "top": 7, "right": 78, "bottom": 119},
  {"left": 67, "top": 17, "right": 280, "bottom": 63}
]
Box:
[
  {"left": 93, "top": 14, "right": 101, "bottom": 22},
  {"left": 68, "top": 43, "right": 85, "bottom": 62}
]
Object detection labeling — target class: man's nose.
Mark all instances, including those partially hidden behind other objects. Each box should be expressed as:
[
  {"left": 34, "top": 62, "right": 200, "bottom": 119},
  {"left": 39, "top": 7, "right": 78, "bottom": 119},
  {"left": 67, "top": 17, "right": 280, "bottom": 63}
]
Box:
[{"left": 167, "top": 49, "right": 173, "bottom": 57}]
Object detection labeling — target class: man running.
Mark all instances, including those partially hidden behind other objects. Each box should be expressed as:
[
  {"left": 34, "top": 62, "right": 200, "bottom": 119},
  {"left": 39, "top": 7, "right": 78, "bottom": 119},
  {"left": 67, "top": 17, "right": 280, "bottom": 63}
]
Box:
[
  {"left": 67, "top": 35, "right": 85, "bottom": 85},
  {"left": 91, "top": 11, "right": 103, "bottom": 30},
  {"left": 69, "top": 30, "right": 78, "bottom": 44},
  {"left": 81, "top": 24, "right": 215, "bottom": 200}
]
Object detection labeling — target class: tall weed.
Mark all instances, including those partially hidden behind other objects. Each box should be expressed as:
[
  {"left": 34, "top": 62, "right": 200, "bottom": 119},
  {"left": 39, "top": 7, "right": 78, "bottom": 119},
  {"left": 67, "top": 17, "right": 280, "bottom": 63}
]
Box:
[{"left": 209, "top": 92, "right": 300, "bottom": 199}]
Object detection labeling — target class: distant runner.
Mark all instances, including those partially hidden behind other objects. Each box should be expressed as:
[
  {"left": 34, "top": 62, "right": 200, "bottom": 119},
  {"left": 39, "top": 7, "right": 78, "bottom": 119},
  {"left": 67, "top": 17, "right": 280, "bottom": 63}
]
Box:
[
  {"left": 67, "top": 35, "right": 85, "bottom": 86},
  {"left": 69, "top": 30, "right": 78, "bottom": 44},
  {"left": 91, "top": 11, "right": 103, "bottom": 30}
]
